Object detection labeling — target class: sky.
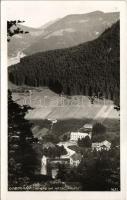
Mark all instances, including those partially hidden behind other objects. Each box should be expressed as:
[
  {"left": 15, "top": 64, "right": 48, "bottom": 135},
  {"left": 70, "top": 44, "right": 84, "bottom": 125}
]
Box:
[{"left": 6, "top": 1, "right": 120, "bottom": 28}]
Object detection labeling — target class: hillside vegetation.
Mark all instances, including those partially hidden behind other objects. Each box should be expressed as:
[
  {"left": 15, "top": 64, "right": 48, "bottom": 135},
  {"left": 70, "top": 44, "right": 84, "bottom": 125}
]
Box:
[{"left": 8, "top": 21, "right": 120, "bottom": 106}]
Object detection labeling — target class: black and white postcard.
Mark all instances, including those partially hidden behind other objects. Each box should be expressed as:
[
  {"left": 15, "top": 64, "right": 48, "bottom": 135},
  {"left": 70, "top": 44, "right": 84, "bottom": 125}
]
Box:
[{"left": 1, "top": 1, "right": 127, "bottom": 200}]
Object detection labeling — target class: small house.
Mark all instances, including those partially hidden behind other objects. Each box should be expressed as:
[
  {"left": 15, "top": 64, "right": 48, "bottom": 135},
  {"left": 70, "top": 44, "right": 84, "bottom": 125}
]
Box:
[{"left": 70, "top": 153, "right": 82, "bottom": 167}]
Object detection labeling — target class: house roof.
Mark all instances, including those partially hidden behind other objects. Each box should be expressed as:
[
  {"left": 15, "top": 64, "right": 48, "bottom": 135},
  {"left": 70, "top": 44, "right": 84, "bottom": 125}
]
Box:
[
  {"left": 92, "top": 140, "right": 111, "bottom": 149},
  {"left": 101, "top": 140, "right": 111, "bottom": 148},
  {"left": 57, "top": 141, "right": 77, "bottom": 148},
  {"left": 71, "top": 132, "right": 89, "bottom": 137},
  {"left": 79, "top": 127, "right": 90, "bottom": 133}
]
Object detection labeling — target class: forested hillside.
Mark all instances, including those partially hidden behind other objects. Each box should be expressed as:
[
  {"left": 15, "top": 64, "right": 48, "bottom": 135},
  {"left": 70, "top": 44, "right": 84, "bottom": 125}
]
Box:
[{"left": 8, "top": 21, "right": 120, "bottom": 106}]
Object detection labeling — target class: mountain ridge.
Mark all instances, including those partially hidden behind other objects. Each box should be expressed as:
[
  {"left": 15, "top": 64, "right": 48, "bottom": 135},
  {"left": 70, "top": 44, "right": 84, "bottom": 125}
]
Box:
[{"left": 8, "top": 11, "right": 119, "bottom": 57}]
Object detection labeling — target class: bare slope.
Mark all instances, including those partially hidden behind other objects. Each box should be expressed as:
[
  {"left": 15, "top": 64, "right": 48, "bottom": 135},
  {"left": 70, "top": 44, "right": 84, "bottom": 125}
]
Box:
[{"left": 12, "top": 87, "right": 119, "bottom": 121}]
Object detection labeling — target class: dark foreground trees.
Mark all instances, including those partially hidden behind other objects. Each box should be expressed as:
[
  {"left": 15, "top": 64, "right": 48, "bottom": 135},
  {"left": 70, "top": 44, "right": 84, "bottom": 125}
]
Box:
[
  {"left": 79, "top": 149, "right": 120, "bottom": 191},
  {"left": 57, "top": 148, "right": 120, "bottom": 191},
  {"left": 8, "top": 90, "right": 38, "bottom": 188}
]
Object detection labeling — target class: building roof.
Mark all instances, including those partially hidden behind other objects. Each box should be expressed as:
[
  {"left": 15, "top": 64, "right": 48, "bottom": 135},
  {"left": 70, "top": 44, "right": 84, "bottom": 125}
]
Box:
[
  {"left": 92, "top": 140, "right": 111, "bottom": 149},
  {"left": 83, "top": 124, "right": 93, "bottom": 129},
  {"left": 101, "top": 140, "right": 111, "bottom": 148},
  {"left": 79, "top": 128, "right": 90, "bottom": 133},
  {"left": 71, "top": 132, "right": 89, "bottom": 137},
  {"left": 68, "top": 145, "right": 81, "bottom": 153},
  {"left": 57, "top": 141, "right": 77, "bottom": 148}
]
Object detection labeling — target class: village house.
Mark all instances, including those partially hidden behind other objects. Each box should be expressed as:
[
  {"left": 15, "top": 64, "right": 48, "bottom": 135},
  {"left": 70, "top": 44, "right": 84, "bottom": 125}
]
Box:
[
  {"left": 70, "top": 153, "right": 82, "bottom": 167},
  {"left": 92, "top": 140, "right": 111, "bottom": 151}
]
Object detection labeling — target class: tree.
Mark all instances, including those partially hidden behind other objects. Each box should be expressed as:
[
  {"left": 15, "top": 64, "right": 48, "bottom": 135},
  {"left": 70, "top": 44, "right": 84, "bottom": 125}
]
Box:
[
  {"left": 78, "top": 136, "right": 92, "bottom": 148},
  {"left": 7, "top": 20, "right": 28, "bottom": 42},
  {"left": 92, "top": 123, "right": 106, "bottom": 136},
  {"left": 43, "top": 145, "right": 67, "bottom": 158},
  {"left": 8, "top": 90, "right": 38, "bottom": 187},
  {"left": 57, "top": 164, "right": 68, "bottom": 180},
  {"left": 92, "top": 134, "right": 106, "bottom": 143}
]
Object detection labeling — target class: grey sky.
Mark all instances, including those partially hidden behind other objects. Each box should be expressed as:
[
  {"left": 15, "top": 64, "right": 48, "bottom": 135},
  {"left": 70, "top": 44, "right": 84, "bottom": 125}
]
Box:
[{"left": 6, "top": 1, "right": 120, "bottom": 28}]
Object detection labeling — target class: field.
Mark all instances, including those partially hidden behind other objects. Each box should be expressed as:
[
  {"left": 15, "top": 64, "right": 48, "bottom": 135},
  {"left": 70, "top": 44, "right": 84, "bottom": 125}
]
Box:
[
  {"left": 11, "top": 86, "right": 119, "bottom": 121},
  {"left": 9, "top": 85, "right": 120, "bottom": 141}
]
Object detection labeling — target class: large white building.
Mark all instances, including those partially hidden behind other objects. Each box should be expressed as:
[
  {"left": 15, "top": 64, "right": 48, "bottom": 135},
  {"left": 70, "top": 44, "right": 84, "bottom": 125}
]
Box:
[
  {"left": 70, "top": 123, "right": 93, "bottom": 141},
  {"left": 70, "top": 132, "right": 91, "bottom": 141}
]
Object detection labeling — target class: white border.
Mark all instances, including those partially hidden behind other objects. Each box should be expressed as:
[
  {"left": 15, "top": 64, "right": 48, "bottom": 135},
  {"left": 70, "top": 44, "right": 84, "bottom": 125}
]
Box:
[{"left": 1, "top": 1, "right": 127, "bottom": 200}]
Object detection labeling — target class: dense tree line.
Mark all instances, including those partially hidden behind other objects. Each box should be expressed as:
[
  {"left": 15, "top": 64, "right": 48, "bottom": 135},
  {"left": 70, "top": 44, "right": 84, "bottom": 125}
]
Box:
[{"left": 8, "top": 21, "right": 120, "bottom": 106}]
